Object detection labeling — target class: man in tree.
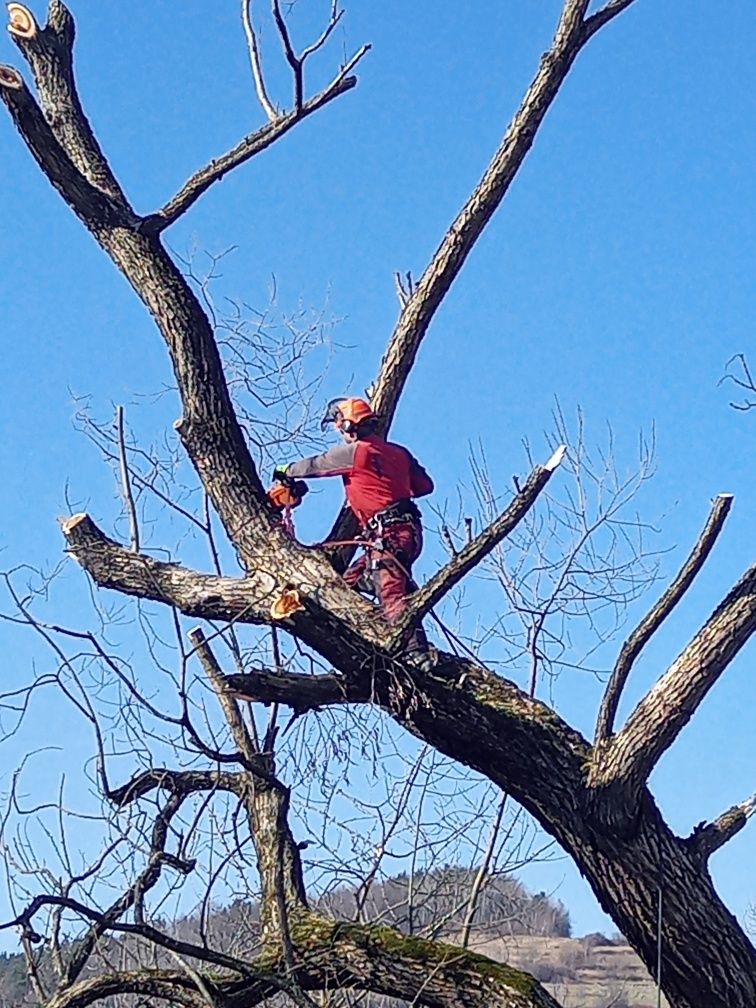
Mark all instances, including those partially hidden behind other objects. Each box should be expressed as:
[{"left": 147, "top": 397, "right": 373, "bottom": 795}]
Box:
[
  {"left": 278, "top": 396, "right": 435, "bottom": 662},
  {"left": 5, "top": 2, "right": 756, "bottom": 1005}
]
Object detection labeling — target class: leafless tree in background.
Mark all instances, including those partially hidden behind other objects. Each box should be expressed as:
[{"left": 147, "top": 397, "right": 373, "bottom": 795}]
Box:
[{"left": 1, "top": 2, "right": 755, "bottom": 1007}]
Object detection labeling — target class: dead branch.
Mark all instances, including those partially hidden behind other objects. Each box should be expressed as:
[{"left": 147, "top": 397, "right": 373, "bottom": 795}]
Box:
[
  {"left": 8, "top": 2, "right": 131, "bottom": 205},
  {"left": 595, "top": 493, "right": 733, "bottom": 744},
  {"left": 685, "top": 794, "right": 756, "bottom": 864},
  {"left": 146, "top": 45, "right": 369, "bottom": 234},
  {"left": 594, "top": 562, "right": 756, "bottom": 793},
  {"left": 242, "top": 0, "right": 278, "bottom": 120},
  {"left": 224, "top": 667, "right": 351, "bottom": 712},
  {"left": 389, "top": 447, "right": 566, "bottom": 650}
]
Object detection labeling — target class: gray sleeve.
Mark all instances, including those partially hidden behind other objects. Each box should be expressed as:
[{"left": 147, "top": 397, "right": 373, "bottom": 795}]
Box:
[{"left": 286, "top": 442, "right": 357, "bottom": 479}]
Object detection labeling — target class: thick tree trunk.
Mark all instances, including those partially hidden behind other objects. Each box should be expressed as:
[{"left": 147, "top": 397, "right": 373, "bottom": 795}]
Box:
[
  {"left": 398, "top": 672, "right": 756, "bottom": 1008},
  {"left": 228, "top": 654, "right": 756, "bottom": 1008},
  {"left": 4, "top": 4, "right": 755, "bottom": 1007}
]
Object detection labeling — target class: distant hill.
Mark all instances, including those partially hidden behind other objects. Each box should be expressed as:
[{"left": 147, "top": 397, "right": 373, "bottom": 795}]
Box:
[{"left": 468, "top": 932, "right": 667, "bottom": 1008}]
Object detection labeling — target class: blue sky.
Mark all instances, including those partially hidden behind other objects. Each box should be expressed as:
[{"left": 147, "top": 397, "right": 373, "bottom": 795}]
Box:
[{"left": 0, "top": 0, "right": 754, "bottom": 944}]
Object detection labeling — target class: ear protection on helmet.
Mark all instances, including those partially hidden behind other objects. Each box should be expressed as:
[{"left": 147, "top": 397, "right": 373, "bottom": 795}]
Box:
[{"left": 320, "top": 396, "right": 377, "bottom": 434}]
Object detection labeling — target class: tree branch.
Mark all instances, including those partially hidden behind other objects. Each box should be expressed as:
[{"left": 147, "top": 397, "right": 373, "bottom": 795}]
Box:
[
  {"left": 145, "top": 46, "right": 369, "bottom": 234},
  {"left": 224, "top": 667, "right": 353, "bottom": 712},
  {"left": 595, "top": 563, "right": 756, "bottom": 792},
  {"left": 0, "top": 67, "right": 124, "bottom": 225},
  {"left": 595, "top": 494, "right": 734, "bottom": 744},
  {"left": 326, "top": 0, "right": 637, "bottom": 553},
  {"left": 46, "top": 970, "right": 209, "bottom": 1008},
  {"left": 583, "top": 0, "right": 638, "bottom": 40},
  {"left": 106, "top": 767, "right": 242, "bottom": 807},
  {"left": 7, "top": 1, "right": 131, "bottom": 206},
  {"left": 685, "top": 794, "right": 756, "bottom": 864},
  {"left": 40, "top": 915, "right": 562, "bottom": 1008},
  {"left": 300, "top": 3, "right": 344, "bottom": 63},
  {"left": 59, "top": 512, "right": 391, "bottom": 662},
  {"left": 64, "top": 789, "right": 197, "bottom": 984},
  {"left": 242, "top": 0, "right": 277, "bottom": 120},
  {"left": 2, "top": 893, "right": 251, "bottom": 978},
  {"left": 389, "top": 448, "right": 566, "bottom": 650},
  {"left": 60, "top": 512, "right": 276, "bottom": 623},
  {"left": 188, "top": 625, "right": 259, "bottom": 760}
]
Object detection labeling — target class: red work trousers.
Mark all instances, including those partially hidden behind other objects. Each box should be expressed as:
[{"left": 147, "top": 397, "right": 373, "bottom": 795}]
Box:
[{"left": 344, "top": 521, "right": 428, "bottom": 652}]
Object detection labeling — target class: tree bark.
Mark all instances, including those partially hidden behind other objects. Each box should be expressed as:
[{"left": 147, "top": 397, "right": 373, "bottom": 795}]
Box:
[{"left": 4, "top": 3, "right": 756, "bottom": 1007}]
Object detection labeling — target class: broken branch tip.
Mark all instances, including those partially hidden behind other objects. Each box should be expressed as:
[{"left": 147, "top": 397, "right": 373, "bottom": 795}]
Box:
[{"left": 544, "top": 444, "right": 567, "bottom": 472}]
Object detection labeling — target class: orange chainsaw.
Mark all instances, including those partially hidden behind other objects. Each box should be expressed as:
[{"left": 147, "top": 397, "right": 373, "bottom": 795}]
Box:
[{"left": 268, "top": 470, "right": 308, "bottom": 529}]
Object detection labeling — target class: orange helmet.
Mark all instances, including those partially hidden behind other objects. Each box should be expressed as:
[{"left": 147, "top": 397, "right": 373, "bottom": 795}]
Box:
[{"left": 321, "top": 396, "right": 377, "bottom": 434}]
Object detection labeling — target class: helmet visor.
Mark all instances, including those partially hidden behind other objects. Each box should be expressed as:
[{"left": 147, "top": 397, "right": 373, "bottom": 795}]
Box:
[{"left": 320, "top": 397, "right": 346, "bottom": 432}]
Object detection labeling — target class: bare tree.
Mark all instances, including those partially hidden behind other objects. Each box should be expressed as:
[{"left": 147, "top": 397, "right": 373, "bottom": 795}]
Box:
[{"left": 1, "top": 3, "right": 755, "bottom": 1008}]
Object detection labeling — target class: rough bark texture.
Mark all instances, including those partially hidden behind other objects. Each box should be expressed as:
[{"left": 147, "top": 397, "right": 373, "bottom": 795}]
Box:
[
  {"left": 4, "top": 3, "right": 755, "bottom": 1008},
  {"left": 228, "top": 657, "right": 756, "bottom": 1008}
]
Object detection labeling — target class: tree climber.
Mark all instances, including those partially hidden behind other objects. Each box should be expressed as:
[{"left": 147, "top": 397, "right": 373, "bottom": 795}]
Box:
[{"left": 274, "top": 397, "right": 435, "bottom": 665}]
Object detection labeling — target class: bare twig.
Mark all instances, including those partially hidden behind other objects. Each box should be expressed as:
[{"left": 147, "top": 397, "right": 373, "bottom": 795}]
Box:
[
  {"left": 242, "top": 0, "right": 278, "bottom": 120},
  {"left": 459, "top": 795, "right": 507, "bottom": 948},
  {"left": 116, "top": 406, "right": 141, "bottom": 552}
]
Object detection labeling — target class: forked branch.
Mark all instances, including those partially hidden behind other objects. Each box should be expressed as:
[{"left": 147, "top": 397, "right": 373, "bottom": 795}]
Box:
[
  {"left": 147, "top": 44, "right": 369, "bottom": 234},
  {"left": 595, "top": 493, "right": 734, "bottom": 744},
  {"left": 8, "top": 2, "right": 131, "bottom": 205},
  {"left": 596, "top": 562, "right": 756, "bottom": 792}
]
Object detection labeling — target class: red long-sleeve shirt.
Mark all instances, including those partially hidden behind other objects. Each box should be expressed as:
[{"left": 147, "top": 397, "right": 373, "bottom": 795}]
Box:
[{"left": 286, "top": 434, "right": 433, "bottom": 526}]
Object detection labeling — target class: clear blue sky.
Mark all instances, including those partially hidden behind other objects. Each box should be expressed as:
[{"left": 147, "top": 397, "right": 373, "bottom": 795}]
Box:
[{"left": 0, "top": 0, "right": 754, "bottom": 944}]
